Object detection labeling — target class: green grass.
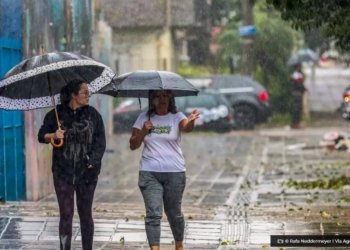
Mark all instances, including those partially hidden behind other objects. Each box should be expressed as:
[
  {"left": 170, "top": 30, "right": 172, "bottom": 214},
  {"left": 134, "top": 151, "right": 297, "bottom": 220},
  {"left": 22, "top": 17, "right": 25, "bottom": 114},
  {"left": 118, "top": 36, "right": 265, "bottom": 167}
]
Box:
[
  {"left": 256, "top": 112, "right": 314, "bottom": 129},
  {"left": 256, "top": 113, "right": 291, "bottom": 128}
]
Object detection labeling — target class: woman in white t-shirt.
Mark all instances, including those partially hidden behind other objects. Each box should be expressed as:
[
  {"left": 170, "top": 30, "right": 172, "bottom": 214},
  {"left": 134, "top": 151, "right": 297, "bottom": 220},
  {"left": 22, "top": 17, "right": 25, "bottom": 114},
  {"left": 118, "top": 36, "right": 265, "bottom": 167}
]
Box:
[{"left": 130, "top": 90, "right": 200, "bottom": 250}]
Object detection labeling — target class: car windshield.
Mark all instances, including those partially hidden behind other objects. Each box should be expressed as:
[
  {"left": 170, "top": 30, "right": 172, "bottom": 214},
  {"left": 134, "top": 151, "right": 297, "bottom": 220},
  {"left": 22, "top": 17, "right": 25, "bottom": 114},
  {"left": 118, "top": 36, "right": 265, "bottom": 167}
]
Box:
[
  {"left": 187, "top": 94, "right": 217, "bottom": 109},
  {"left": 117, "top": 98, "right": 148, "bottom": 110},
  {"left": 175, "top": 96, "right": 186, "bottom": 109},
  {"left": 176, "top": 94, "right": 218, "bottom": 110}
]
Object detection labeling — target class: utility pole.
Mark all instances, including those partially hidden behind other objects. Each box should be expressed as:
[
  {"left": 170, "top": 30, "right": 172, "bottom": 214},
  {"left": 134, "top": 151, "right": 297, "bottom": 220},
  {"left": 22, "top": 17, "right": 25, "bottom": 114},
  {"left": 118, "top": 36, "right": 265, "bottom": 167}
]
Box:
[
  {"left": 242, "top": 0, "right": 255, "bottom": 76},
  {"left": 64, "top": 0, "right": 73, "bottom": 51}
]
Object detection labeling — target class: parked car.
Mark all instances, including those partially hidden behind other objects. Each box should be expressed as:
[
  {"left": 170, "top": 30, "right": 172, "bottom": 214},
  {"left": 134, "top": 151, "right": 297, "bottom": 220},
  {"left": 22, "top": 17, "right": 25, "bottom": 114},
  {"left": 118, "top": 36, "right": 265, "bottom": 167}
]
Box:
[
  {"left": 113, "top": 90, "right": 234, "bottom": 133},
  {"left": 187, "top": 75, "right": 271, "bottom": 129},
  {"left": 113, "top": 98, "right": 148, "bottom": 133},
  {"left": 338, "top": 85, "right": 350, "bottom": 120}
]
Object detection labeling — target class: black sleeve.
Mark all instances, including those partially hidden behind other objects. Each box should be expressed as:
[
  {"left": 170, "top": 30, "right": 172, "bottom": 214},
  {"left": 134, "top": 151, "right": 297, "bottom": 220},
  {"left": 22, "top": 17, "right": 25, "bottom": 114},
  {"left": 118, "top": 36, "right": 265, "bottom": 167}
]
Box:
[
  {"left": 37, "top": 109, "right": 56, "bottom": 144},
  {"left": 88, "top": 108, "right": 106, "bottom": 170}
]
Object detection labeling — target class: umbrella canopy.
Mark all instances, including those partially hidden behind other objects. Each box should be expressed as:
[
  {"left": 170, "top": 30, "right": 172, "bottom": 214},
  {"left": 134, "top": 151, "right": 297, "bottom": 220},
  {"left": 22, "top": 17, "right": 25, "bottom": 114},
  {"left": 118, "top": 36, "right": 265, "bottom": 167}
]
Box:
[
  {"left": 287, "top": 48, "right": 319, "bottom": 66},
  {"left": 0, "top": 51, "right": 115, "bottom": 110},
  {"left": 99, "top": 70, "right": 199, "bottom": 98}
]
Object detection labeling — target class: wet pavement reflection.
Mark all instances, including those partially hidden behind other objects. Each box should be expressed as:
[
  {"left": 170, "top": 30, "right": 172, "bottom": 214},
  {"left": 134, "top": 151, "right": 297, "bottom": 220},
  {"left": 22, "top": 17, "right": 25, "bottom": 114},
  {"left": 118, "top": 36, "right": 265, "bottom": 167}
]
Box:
[{"left": 1, "top": 127, "right": 350, "bottom": 249}]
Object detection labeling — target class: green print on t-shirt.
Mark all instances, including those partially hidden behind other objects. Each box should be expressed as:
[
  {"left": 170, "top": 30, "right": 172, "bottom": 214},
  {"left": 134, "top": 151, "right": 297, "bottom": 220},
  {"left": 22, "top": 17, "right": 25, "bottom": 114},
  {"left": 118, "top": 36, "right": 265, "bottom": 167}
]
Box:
[{"left": 152, "top": 125, "right": 171, "bottom": 134}]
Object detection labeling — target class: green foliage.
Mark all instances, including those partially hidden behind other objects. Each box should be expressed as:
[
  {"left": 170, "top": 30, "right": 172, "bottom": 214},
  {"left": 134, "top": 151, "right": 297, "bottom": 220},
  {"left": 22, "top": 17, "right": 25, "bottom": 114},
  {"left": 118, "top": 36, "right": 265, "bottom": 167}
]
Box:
[
  {"left": 209, "top": 0, "right": 301, "bottom": 114},
  {"left": 209, "top": 1, "right": 243, "bottom": 72},
  {"left": 253, "top": 1, "right": 298, "bottom": 113},
  {"left": 177, "top": 61, "right": 212, "bottom": 77},
  {"left": 285, "top": 175, "right": 350, "bottom": 190},
  {"left": 211, "top": 0, "right": 241, "bottom": 25},
  {"left": 257, "top": 112, "right": 290, "bottom": 128},
  {"left": 112, "top": 97, "right": 122, "bottom": 108},
  {"left": 267, "top": 0, "right": 350, "bottom": 50},
  {"left": 184, "top": 0, "right": 303, "bottom": 116},
  {"left": 216, "top": 22, "right": 242, "bottom": 72},
  {"left": 304, "top": 27, "right": 329, "bottom": 52}
]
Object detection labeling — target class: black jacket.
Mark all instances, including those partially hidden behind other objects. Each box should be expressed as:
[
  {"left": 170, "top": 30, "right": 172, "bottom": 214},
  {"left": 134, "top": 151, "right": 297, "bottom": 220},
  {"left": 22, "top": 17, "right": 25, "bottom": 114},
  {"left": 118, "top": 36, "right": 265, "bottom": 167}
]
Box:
[{"left": 38, "top": 104, "right": 106, "bottom": 185}]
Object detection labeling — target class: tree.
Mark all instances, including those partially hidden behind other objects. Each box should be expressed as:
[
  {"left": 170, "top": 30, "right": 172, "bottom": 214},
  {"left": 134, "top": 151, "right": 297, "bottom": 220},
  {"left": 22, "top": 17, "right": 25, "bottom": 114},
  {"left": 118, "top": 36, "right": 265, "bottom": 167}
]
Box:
[
  {"left": 211, "top": 0, "right": 241, "bottom": 26},
  {"left": 213, "top": 1, "right": 300, "bottom": 113},
  {"left": 253, "top": 1, "right": 298, "bottom": 113},
  {"left": 267, "top": 0, "right": 350, "bottom": 50},
  {"left": 304, "top": 27, "right": 329, "bottom": 53},
  {"left": 212, "top": 0, "right": 243, "bottom": 73},
  {"left": 216, "top": 23, "right": 242, "bottom": 73}
]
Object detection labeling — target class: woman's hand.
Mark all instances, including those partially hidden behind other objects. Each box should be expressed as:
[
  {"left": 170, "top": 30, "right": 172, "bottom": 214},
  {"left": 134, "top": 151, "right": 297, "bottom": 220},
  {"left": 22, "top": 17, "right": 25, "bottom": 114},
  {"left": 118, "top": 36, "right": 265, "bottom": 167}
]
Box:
[
  {"left": 188, "top": 109, "right": 200, "bottom": 122},
  {"left": 130, "top": 121, "right": 153, "bottom": 150},
  {"left": 53, "top": 129, "right": 65, "bottom": 140},
  {"left": 142, "top": 120, "right": 153, "bottom": 134},
  {"left": 46, "top": 129, "right": 65, "bottom": 148},
  {"left": 180, "top": 109, "right": 201, "bottom": 132},
  {"left": 44, "top": 129, "right": 65, "bottom": 143}
]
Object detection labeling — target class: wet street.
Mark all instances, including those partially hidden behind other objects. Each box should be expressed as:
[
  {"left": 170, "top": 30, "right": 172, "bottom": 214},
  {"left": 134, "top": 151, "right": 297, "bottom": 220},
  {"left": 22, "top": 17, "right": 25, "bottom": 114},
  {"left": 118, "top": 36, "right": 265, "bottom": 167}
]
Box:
[
  {"left": 0, "top": 62, "right": 350, "bottom": 250},
  {"left": 1, "top": 115, "right": 350, "bottom": 249}
]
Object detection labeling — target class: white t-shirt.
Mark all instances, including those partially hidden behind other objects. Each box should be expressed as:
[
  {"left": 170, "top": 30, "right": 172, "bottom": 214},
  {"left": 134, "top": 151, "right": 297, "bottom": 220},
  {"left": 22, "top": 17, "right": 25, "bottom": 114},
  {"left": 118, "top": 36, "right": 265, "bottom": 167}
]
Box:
[{"left": 133, "top": 111, "right": 187, "bottom": 172}]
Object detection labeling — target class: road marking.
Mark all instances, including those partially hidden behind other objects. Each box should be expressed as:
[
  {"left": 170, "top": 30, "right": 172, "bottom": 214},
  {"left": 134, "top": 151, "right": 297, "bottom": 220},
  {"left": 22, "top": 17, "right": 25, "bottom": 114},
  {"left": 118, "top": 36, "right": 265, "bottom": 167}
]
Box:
[
  {"left": 194, "top": 169, "right": 225, "bottom": 206},
  {"left": 225, "top": 156, "right": 251, "bottom": 206}
]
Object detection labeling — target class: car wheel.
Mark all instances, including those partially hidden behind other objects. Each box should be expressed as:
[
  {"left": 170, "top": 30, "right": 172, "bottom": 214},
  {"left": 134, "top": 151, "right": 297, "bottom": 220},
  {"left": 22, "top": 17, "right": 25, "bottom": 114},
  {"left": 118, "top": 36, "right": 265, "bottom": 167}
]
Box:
[{"left": 233, "top": 104, "right": 256, "bottom": 130}]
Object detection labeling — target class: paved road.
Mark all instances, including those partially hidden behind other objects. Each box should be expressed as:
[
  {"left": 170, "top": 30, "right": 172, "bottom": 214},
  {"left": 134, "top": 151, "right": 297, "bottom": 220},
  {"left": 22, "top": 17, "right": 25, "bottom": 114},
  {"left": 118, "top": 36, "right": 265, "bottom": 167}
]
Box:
[
  {"left": 1, "top": 122, "right": 350, "bottom": 249},
  {"left": 304, "top": 65, "right": 350, "bottom": 112},
  {"left": 1, "top": 64, "right": 350, "bottom": 249}
]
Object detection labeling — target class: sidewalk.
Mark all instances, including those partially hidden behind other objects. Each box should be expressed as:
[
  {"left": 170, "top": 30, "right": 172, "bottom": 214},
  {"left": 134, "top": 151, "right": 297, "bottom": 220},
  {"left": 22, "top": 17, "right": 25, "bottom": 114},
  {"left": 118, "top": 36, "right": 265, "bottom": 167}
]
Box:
[
  {"left": 1, "top": 125, "right": 350, "bottom": 249},
  {"left": 304, "top": 64, "right": 350, "bottom": 113}
]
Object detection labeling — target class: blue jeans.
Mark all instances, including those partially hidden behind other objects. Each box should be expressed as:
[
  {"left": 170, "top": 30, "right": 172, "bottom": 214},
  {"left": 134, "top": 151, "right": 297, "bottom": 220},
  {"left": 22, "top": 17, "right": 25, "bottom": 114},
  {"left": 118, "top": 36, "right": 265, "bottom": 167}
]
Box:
[{"left": 138, "top": 171, "right": 186, "bottom": 246}]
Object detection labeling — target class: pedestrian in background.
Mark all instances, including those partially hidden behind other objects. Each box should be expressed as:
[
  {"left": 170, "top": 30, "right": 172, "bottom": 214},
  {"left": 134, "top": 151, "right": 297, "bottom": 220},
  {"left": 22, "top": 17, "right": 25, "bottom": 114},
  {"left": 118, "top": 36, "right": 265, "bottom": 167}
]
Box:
[
  {"left": 38, "top": 79, "right": 106, "bottom": 250},
  {"left": 129, "top": 90, "right": 200, "bottom": 250},
  {"left": 290, "top": 63, "right": 307, "bottom": 129}
]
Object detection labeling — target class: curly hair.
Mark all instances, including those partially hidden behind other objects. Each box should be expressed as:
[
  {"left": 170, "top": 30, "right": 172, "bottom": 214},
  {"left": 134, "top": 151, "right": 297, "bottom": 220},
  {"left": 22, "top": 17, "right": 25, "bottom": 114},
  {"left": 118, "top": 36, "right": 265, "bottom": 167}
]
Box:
[
  {"left": 60, "top": 79, "right": 85, "bottom": 105},
  {"left": 147, "top": 90, "right": 177, "bottom": 117}
]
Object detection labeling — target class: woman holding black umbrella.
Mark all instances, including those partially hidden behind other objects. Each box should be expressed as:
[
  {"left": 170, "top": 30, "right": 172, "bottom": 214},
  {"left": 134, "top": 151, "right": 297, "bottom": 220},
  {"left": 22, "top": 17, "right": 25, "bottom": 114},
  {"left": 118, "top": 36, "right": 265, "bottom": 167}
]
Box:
[
  {"left": 38, "top": 79, "right": 106, "bottom": 250},
  {"left": 129, "top": 89, "right": 200, "bottom": 250}
]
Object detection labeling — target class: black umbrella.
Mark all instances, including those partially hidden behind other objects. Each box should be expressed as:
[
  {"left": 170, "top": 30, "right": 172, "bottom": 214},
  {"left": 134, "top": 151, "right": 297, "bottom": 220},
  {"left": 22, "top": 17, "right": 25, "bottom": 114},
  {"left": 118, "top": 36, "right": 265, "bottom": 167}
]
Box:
[
  {"left": 0, "top": 51, "right": 115, "bottom": 147},
  {"left": 99, "top": 70, "right": 199, "bottom": 98},
  {"left": 0, "top": 51, "right": 114, "bottom": 109}
]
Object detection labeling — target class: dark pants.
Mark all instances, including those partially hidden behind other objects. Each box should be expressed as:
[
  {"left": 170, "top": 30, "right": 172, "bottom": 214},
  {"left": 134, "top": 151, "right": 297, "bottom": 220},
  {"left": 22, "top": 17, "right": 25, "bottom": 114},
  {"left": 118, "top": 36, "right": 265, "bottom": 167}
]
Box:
[
  {"left": 54, "top": 177, "right": 97, "bottom": 250},
  {"left": 138, "top": 171, "right": 186, "bottom": 247},
  {"left": 291, "top": 92, "right": 303, "bottom": 126}
]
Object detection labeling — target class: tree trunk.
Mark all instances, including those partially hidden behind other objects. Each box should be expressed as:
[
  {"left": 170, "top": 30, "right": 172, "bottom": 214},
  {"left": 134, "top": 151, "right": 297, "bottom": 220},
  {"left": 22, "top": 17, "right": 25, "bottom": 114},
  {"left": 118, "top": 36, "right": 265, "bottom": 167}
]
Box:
[{"left": 242, "top": 0, "right": 255, "bottom": 76}]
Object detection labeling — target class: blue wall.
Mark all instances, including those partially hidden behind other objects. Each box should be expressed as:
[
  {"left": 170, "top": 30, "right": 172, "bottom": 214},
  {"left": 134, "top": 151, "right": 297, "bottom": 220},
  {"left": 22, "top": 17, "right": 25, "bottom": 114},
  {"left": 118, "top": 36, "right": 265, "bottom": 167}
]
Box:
[
  {"left": 0, "top": 0, "right": 25, "bottom": 201},
  {"left": 0, "top": 0, "right": 22, "bottom": 40}
]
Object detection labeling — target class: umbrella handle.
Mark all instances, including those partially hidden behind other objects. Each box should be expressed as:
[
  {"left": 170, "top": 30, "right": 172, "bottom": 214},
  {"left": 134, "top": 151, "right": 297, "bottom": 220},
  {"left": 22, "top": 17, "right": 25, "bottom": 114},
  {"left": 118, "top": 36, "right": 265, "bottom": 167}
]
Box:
[
  {"left": 49, "top": 101, "right": 64, "bottom": 147},
  {"left": 50, "top": 137, "right": 64, "bottom": 148},
  {"left": 50, "top": 128, "right": 64, "bottom": 148}
]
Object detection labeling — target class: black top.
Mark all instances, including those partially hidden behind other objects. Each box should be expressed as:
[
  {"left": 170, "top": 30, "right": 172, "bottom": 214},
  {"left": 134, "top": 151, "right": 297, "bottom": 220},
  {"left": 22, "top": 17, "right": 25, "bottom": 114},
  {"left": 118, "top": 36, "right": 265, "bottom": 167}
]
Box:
[{"left": 38, "top": 104, "right": 106, "bottom": 185}]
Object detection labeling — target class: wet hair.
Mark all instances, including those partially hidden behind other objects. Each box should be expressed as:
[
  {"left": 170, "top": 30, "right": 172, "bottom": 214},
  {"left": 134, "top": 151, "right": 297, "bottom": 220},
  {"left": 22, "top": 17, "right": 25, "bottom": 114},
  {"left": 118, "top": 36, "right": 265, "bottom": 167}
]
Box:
[
  {"left": 147, "top": 90, "right": 177, "bottom": 117},
  {"left": 60, "top": 79, "right": 85, "bottom": 105}
]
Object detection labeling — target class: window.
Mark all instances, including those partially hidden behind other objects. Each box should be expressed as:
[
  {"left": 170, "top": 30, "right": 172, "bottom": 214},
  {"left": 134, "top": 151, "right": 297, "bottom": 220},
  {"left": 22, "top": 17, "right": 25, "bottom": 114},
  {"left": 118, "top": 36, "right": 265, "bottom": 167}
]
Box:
[{"left": 186, "top": 94, "right": 216, "bottom": 109}]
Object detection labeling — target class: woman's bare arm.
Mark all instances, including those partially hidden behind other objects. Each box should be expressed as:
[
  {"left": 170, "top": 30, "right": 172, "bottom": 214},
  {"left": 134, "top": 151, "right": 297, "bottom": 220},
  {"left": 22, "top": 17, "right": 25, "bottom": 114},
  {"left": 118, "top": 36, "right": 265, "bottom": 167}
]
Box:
[
  {"left": 129, "top": 121, "right": 153, "bottom": 150},
  {"left": 129, "top": 128, "right": 147, "bottom": 150},
  {"left": 179, "top": 109, "right": 200, "bottom": 133}
]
